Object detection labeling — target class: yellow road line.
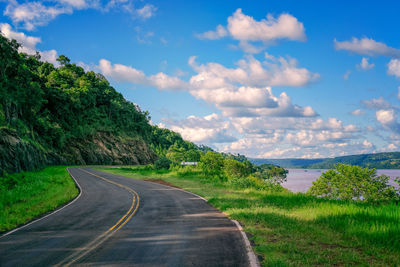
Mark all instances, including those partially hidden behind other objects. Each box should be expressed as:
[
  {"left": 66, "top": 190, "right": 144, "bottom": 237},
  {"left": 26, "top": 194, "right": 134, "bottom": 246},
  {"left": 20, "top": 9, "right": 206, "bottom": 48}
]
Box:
[{"left": 56, "top": 168, "right": 140, "bottom": 266}]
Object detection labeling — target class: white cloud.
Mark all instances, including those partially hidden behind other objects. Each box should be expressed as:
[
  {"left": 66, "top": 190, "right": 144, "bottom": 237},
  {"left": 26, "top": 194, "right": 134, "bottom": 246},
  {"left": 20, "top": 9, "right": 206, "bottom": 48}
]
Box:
[
  {"left": 166, "top": 114, "right": 237, "bottom": 144},
  {"left": 357, "top": 57, "right": 374, "bottom": 70},
  {"left": 222, "top": 91, "right": 317, "bottom": 118},
  {"left": 57, "top": 0, "right": 93, "bottom": 9},
  {"left": 227, "top": 9, "right": 306, "bottom": 43},
  {"left": 334, "top": 37, "right": 400, "bottom": 57},
  {"left": 376, "top": 109, "right": 396, "bottom": 125},
  {"left": 351, "top": 109, "right": 365, "bottom": 116},
  {"left": 343, "top": 70, "right": 351, "bottom": 80},
  {"left": 387, "top": 59, "right": 400, "bottom": 77},
  {"left": 196, "top": 25, "right": 228, "bottom": 40},
  {"left": 197, "top": 9, "right": 306, "bottom": 53},
  {"left": 0, "top": 23, "right": 40, "bottom": 54},
  {"left": 387, "top": 143, "right": 397, "bottom": 151},
  {"left": 0, "top": 23, "right": 58, "bottom": 64},
  {"left": 376, "top": 109, "right": 400, "bottom": 134},
  {"left": 98, "top": 59, "right": 147, "bottom": 83},
  {"left": 362, "top": 97, "right": 391, "bottom": 109},
  {"left": 135, "top": 4, "right": 157, "bottom": 19},
  {"left": 4, "top": 0, "right": 156, "bottom": 30},
  {"left": 4, "top": 1, "right": 72, "bottom": 30},
  {"left": 98, "top": 59, "right": 187, "bottom": 91},
  {"left": 189, "top": 54, "right": 318, "bottom": 89}
]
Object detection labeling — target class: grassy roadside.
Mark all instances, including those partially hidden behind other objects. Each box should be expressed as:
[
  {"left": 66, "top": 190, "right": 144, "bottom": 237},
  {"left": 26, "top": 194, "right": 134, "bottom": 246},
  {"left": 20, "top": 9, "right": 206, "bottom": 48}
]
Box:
[
  {"left": 101, "top": 166, "right": 400, "bottom": 266},
  {"left": 0, "top": 166, "right": 79, "bottom": 233}
]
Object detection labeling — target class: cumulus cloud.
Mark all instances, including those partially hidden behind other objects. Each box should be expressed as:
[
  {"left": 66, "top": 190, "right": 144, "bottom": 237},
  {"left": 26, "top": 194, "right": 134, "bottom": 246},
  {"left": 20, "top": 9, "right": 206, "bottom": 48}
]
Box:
[
  {"left": 376, "top": 109, "right": 400, "bottom": 134},
  {"left": 189, "top": 54, "right": 319, "bottom": 89},
  {"left": 197, "top": 8, "right": 306, "bottom": 53},
  {"left": 166, "top": 114, "right": 237, "bottom": 144},
  {"left": 334, "top": 37, "right": 400, "bottom": 57},
  {"left": 387, "top": 59, "right": 400, "bottom": 77},
  {"left": 357, "top": 57, "right": 374, "bottom": 70},
  {"left": 98, "top": 59, "right": 187, "bottom": 90},
  {"left": 226, "top": 8, "right": 305, "bottom": 42},
  {"left": 0, "top": 23, "right": 59, "bottom": 64},
  {"left": 222, "top": 91, "right": 317, "bottom": 118}
]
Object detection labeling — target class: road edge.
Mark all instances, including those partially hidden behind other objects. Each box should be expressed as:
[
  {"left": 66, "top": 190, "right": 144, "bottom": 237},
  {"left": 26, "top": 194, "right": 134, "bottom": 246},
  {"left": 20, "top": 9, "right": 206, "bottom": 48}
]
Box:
[
  {"left": 141, "top": 178, "right": 260, "bottom": 267},
  {"left": 0, "top": 167, "right": 83, "bottom": 238}
]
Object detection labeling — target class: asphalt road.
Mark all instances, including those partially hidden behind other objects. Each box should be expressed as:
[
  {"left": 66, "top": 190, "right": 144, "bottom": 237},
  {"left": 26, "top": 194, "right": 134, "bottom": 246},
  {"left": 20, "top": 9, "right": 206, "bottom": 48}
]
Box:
[{"left": 0, "top": 167, "right": 251, "bottom": 266}]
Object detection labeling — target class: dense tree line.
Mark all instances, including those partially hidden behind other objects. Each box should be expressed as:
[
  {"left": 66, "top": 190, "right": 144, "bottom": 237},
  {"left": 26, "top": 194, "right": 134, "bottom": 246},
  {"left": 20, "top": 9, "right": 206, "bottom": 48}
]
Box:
[{"left": 0, "top": 33, "right": 198, "bottom": 157}]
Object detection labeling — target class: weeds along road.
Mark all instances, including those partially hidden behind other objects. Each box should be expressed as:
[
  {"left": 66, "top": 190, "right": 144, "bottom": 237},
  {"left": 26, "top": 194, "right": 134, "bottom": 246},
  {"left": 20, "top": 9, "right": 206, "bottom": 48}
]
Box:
[{"left": 0, "top": 167, "right": 250, "bottom": 266}]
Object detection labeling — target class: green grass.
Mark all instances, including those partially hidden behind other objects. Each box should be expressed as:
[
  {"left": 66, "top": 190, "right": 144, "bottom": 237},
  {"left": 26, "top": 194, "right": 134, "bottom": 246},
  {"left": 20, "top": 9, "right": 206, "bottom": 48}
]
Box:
[
  {"left": 101, "top": 166, "right": 400, "bottom": 266},
  {"left": 0, "top": 166, "right": 79, "bottom": 232}
]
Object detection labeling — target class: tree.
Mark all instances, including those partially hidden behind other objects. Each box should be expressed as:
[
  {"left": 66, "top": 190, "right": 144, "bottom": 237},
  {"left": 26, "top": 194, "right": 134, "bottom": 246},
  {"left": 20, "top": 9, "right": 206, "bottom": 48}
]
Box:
[
  {"left": 57, "top": 55, "right": 71, "bottom": 66},
  {"left": 307, "top": 164, "right": 399, "bottom": 202},
  {"left": 199, "top": 151, "right": 224, "bottom": 175},
  {"left": 223, "top": 159, "right": 251, "bottom": 178}
]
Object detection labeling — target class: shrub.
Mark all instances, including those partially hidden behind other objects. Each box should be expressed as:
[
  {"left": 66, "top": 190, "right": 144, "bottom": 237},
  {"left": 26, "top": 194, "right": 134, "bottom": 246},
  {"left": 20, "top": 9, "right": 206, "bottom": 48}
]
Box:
[
  {"left": 307, "top": 164, "right": 399, "bottom": 202},
  {"left": 154, "top": 156, "right": 172, "bottom": 170}
]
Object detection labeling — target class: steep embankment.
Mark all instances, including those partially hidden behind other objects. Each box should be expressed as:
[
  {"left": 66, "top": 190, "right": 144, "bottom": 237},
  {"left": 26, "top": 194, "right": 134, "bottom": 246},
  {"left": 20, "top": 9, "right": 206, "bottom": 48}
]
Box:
[
  {"left": 0, "top": 34, "right": 161, "bottom": 175},
  {"left": 0, "top": 128, "right": 156, "bottom": 174}
]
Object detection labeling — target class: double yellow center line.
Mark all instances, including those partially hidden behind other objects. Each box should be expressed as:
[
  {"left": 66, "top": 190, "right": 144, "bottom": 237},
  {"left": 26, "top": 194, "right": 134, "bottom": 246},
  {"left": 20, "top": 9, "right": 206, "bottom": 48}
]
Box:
[{"left": 56, "top": 168, "right": 140, "bottom": 266}]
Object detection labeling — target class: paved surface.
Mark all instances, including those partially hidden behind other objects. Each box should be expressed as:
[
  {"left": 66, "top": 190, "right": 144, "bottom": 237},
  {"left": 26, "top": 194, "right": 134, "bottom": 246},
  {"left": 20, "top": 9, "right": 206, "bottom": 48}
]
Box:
[{"left": 0, "top": 167, "right": 249, "bottom": 266}]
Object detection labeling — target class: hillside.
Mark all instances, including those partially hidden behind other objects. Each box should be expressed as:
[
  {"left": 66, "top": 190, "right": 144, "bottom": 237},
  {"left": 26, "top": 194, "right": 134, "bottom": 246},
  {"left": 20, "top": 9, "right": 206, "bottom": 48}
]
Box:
[
  {"left": 0, "top": 34, "right": 194, "bottom": 175},
  {"left": 250, "top": 152, "right": 400, "bottom": 169}
]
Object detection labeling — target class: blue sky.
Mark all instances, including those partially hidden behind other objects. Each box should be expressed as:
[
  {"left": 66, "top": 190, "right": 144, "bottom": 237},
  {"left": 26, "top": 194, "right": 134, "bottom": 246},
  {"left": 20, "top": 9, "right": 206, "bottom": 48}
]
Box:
[{"left": 1, "top": 0, "right": 400, "bottom": 158}]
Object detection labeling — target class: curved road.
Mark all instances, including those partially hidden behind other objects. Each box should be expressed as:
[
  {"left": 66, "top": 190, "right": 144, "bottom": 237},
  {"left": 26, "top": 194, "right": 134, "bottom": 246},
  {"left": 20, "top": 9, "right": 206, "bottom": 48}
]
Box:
[{"left": 0, "top": 167, "right": 251, "bottom": 266}]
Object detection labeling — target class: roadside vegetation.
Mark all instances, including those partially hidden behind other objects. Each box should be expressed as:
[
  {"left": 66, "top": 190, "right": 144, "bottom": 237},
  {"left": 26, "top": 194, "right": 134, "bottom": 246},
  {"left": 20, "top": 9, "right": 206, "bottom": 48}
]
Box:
[
  {"left": 101, "top": 157, "right": 400, "bottom": 266},
  {"left": 0, "top": 166, "right": 78, "bottom": 232}
]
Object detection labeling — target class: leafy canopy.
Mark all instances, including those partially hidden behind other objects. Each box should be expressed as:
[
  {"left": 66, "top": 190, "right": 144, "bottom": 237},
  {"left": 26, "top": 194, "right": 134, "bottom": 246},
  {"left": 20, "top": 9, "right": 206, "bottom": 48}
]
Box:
[{"left": 307, "top": 164, "right": 400, "bottom": 202}]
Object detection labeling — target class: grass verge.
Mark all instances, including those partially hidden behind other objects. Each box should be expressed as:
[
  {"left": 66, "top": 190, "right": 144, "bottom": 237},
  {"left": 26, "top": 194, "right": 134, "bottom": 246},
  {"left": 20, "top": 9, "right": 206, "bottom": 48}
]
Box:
[
  {"left": 0, "top": 166, "right": 79, "bottom": 233},
  {"left": 101, "top": 166, "right": 400, "bottom": 266}
]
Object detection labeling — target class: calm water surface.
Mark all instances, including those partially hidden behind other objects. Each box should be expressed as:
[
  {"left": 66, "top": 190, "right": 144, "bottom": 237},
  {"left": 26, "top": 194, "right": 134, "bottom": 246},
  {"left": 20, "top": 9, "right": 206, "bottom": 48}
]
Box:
[{"left": 282, "top": 169, "right": 400, "bottom": 193}]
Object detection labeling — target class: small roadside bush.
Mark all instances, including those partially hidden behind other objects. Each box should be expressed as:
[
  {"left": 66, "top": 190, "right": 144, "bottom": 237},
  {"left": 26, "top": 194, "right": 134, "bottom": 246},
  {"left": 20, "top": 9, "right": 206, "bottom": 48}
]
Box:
[
  {"left": 154, "top": 156, "right": 172, "bottom": 170},
  {"left": 227, "top": 175, "right": 284, "bottom": 191},
  {"left": 307, "top": 163, "right": 400, "bottom": 202}
]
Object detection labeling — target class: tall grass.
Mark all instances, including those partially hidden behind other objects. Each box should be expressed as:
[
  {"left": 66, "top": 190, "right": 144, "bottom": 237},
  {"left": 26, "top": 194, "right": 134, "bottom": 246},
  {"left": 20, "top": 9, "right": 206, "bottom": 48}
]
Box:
[
  {"left": 103, "top": 166, "right": 400, "bottom": 266},
  {"left": 0, "top": 166, "right": 79, "bottom": 232}
]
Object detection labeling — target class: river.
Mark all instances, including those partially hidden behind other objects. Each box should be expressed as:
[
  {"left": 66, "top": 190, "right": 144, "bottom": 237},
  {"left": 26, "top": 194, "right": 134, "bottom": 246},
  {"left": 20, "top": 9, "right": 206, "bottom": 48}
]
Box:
[{"left": 282, "top": 169, "right": 400, "bottom": 193}]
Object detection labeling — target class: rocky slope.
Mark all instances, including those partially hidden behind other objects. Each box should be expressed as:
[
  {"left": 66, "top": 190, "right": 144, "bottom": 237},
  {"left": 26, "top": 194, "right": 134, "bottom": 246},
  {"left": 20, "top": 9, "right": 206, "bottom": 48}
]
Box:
[{"left": 0, "top": 128, "right": 156, "bottom": 175}]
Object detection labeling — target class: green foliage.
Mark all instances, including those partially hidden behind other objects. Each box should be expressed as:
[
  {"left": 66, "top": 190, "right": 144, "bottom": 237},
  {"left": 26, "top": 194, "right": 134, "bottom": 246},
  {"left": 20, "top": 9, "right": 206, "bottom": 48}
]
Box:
[
  {"left": 199, "top": 151, "right": 225, "bottom": 175},
  {"left": 308, "top": 164, "right": 400, "bottom": 202},
  {"left": 0, "top": 33, "right": 154, "bottom": 156},
  {"left": 184, "top": 149, "right": 201, "bottom": 162},
  {"left": 223, "top": 159, "right": 252, "bottom": 178},
  {"left": 254, "top": 164, "right": 288, "bottom": 184},
  {"left": 154, "top": 156, "right": 172, "bottom": 170}
]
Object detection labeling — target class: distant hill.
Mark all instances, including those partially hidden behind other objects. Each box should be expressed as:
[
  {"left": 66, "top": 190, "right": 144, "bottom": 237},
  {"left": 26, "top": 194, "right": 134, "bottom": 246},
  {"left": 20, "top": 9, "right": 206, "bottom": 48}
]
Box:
[
  {"left": 250, "top": 152, "right": 400, "bottom": 169},
  {"left": 250, "top": 158, "right": 326, "bottom": 168}
]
